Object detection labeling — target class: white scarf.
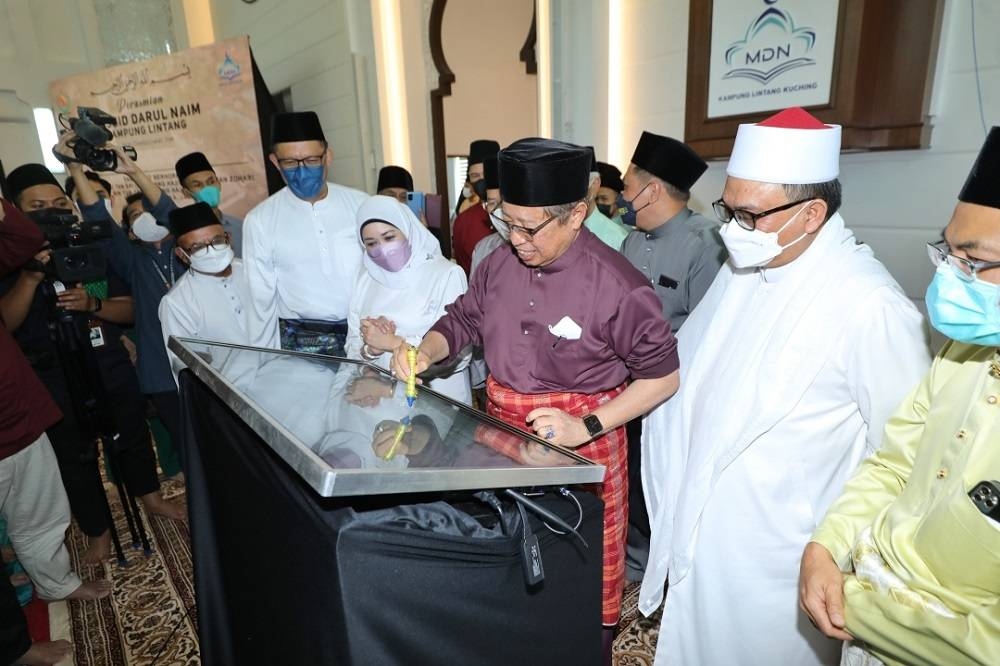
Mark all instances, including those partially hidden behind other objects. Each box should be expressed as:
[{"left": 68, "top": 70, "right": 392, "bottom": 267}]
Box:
[
  {"left": 639, "top": 213, "right": 900, "bottom": 615},
  {"left": 356, "top": 195, "right": 444, "bottom": 290}
]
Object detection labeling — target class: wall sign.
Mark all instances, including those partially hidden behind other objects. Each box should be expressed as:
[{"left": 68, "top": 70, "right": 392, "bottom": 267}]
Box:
[
  {"left": 706, "top": 0, "right": 840, "bottom": 119},
  {"left": 50, "top": 36, "right": 268, "bottom": 219}
]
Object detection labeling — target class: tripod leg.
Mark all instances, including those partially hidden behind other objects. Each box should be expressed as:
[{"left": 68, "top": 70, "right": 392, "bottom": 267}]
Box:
[
  {"left": 93, "top": 455, "right": 127, "bottom": 567},
  {"left": 103, "top": 438, "right": 152, "bottom": 557},
  {"left": 123, "top": 482, "right": 152, "bottom": 557},
  {"left": 103, "top": 440, "right": 140, "bottom": 549}
]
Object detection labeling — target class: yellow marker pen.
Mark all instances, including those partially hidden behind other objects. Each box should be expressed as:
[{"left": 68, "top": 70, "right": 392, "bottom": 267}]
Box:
[{"left": 406, "top": 346, "right": 418, "bottom": 407}]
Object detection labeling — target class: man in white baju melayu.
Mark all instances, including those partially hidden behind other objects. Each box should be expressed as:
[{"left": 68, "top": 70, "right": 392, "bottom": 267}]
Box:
[
  {"left": 243, "top": 111, "right": 368, "bottom": 356},
  {"left": 159, "top": 202, "right": 250, "bottom": 382},
  {"left": 638, "top": 107, "right": 933, "bottom": 665}
]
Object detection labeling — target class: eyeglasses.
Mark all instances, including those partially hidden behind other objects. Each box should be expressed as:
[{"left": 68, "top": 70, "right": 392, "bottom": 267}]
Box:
[
  {"left": 489, "top": 207, "right": 563, "bottom": 239},
  {"left": 275, "top": 154, "right": 325, "bottom": 170},
  {"left": 926, "top": 240, "right": 1000, "bottom": 282},
  {"left": 712, "top": 197, "right": 813, "bottom": 231},
  {"left": 182, "top": 234, "right": 230, "bottom": 256}
]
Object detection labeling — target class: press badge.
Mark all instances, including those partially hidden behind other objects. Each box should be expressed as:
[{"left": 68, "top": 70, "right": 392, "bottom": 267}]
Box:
[{"left": 89, "top": 323, "right": 106, "bottom": 348}]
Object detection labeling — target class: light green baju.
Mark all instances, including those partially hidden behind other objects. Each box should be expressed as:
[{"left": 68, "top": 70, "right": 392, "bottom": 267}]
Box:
[{"left": 812, "top": 341, "right": 1000, "bottom": 666}]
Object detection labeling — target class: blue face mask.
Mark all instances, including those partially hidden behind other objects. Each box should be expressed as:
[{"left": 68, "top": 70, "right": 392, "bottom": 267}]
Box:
[
  {"left": 282, "top": 164, "right": 326, "bottom": 200},
  {"left": 193, "top": 185, "right": 221, "bottom": 208},
  {"left": 925, "top": 262, "right": 1000, "bottom": 346},
  {"left": 614, "top": 183, "right": 651, "bottom": 227}
]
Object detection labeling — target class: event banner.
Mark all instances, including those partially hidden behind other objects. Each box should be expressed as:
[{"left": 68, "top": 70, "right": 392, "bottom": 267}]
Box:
[
  {"left": 706, "top": 0, "right": 840, "bottom": 119},
  {"left": 50, "top": 35, "right": 268, "bottom": 220}
]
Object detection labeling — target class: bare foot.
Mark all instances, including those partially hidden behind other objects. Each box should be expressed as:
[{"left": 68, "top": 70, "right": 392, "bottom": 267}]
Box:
[
  {"left": 16, "top": 639, "right": 73, "bottom": 665},
  {"left": 82, "top": 530, "right": 112, "bottom": 565},
  {"left": 140, "top": 492, "right": 187, "bottom": 521},
  {"left": 63, "top": 579, "right": 112, "bottom": 601}
]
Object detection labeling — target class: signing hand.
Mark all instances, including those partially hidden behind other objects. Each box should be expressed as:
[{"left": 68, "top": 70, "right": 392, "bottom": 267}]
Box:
[
  {"left": 390, "top": 341, "right": 430, "bottom": 384},
  {"left": 525, "top": 408, "right": 591, "bottom": 448},
  {"left": 799, "top": 542, "right": 853, "bottom": 641},
  {"left": 57, "top": 284, "right": 97, "bottom": 313}
]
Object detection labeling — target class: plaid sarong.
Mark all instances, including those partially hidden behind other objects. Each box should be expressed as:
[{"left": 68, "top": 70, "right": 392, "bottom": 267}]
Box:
[{"left": 478, "top": 375, "right": 628, "bottom": 626}]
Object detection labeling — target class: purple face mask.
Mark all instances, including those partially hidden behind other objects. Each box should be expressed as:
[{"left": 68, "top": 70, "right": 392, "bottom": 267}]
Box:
[{"left": 367, "top": 239, "right": 412, "bottom": 272}]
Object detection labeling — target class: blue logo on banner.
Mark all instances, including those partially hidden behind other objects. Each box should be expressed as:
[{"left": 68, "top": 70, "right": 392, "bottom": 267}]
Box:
[
  {"left": 723, "top": 2, "right": 818, "bottom": 85},
  {"left": 218, "top": 53, "right": 241, "bottom": 82}
]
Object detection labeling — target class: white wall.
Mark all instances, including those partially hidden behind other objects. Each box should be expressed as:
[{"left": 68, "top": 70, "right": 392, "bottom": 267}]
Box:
[
  {"left": 550, "top": 0, "right": 1000, "bottom": 310},
  {"left": 441, "top": 0, "right": 538, "bottom": 155},
  {"left": 209, "top": 0, "right": 381, "bottom": 192},
  {"left": 0, "top": 0, "right": 107, "bottom": 175}
]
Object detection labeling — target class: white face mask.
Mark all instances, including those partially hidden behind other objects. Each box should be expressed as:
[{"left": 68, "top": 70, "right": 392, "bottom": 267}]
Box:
[
  {"left": 488, "top": 205, "right": 509, "bottom": 241},
  {"left": 131, "top": 212, "right": 169, "bottom": 243},
  {"left": 188, "top": 245, "right": 234, "bottom": 274},
  {"left": 719, "top": 203, "right": 809, "bottom": 269}
]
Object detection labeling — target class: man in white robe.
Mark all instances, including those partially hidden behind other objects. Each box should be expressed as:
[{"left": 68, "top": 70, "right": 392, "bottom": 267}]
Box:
[
  {"left": 639, "top": 107, "right": 933, "bottom": 665},
  {"left": 242, "top": 111, "right": 368, "bottom": 355},
  {"left": 159, "top": 202, "right": 250, "bottom": 383}
]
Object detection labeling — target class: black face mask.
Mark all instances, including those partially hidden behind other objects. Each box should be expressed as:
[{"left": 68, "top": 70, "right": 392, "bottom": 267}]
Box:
[
  {"left": 596, "top": 203, "right": 613, "bottom": 218},
  {"left": 471, "top": 179, "right": 488, "bottom": 200}
]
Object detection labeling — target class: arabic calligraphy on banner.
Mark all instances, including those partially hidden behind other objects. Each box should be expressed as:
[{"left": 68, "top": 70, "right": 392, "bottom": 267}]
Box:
[
  {"left": 706, "top": 0, "right": 840, "bottom": 119},
  {"left": 50, "top": 36, "right": 267, "bottom": 220}
]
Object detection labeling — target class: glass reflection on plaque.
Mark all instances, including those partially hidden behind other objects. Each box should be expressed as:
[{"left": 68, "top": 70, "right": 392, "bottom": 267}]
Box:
[{"left": 192, "top": 342, "right": 582, "bottom": 473}]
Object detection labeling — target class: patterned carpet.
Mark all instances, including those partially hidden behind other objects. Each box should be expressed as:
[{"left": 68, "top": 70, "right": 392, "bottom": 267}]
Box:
[
  {"left": 58, "top": 477, "right": 200, "bottom": 665},
  {"left": 613, "top": 582, "right": 662, "bottom": 665}
]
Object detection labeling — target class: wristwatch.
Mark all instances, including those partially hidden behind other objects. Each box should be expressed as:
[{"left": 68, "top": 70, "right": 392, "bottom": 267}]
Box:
[
  {"left": 582, "top": 413, "right": 603, "bottom": 439},
  {"left": 93, "top": 297, "right": 103, "bottom": 313}
]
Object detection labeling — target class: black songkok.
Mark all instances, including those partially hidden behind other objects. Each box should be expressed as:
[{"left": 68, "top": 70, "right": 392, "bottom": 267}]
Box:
[
  {"left": 468, "top": 140, "right": 500, "bottom": 166},
  {"left": 631, "top": 131, "right": 707, "bottom": 192},
  {"left": 597, "top": 162, "right": 624, "bottom": 193},
  {"left": 271, "top": 111, "right": 326, "bottom": 145},
  {"left": 377, "top": 166, "right": 414, "bottom": 192},
  {"left": 169, "top": 202, "right": 219, "bottom": 238},
  {"left": 959, "top": 126, "right": 1000, "bottom": 209},
  {"left": 175, "top": 152, "right": 215, "bottom": 186},
  {"left": 7, "top": 163, "right": 61, "bottom": 203},
  {"left": 498, "top": 138, "right": 590, "bottom": 207},
  {"left": 483, "top": 156, "right": 499, "bottom": 190}
]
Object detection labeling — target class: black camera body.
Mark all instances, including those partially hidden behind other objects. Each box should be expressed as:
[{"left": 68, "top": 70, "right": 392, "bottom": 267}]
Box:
[
  {"left": 57, "top": 107, "right": 137, "bottom": 172},
  {"left": 27, "top": 208, "right": 112, "bottom": 284}
]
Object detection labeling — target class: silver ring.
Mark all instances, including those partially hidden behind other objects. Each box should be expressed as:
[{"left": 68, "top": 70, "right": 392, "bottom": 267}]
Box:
[{"left": 545, "top": 427, "right": 555, "bottom": 440}]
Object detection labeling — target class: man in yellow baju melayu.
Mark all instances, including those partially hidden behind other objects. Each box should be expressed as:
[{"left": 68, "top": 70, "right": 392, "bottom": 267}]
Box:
[{"left": 799, "top": 127, "right": 1000, "bottom": 666}]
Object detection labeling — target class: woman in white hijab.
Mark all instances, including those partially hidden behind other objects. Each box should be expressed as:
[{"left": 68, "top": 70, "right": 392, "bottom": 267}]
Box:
[{"left": 346, "top": 195, "right": 472, "bottom": 405}]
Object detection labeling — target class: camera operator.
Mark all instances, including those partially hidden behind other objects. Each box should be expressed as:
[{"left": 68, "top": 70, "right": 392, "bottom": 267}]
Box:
[
  {"left": 56, "top": 132, "right": 190, "bottom": 471},
  {"left": 1, "top": 197, "right": 111, "bottom": 666},
  {"left": 1, "top": 163, "right": 183, "bottom": 564},
  {"left": 65, "top": 170, "right": 127, "bottom": 225}
]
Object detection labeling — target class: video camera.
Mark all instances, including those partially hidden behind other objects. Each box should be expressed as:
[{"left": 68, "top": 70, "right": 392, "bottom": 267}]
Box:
[
  {"left": 54, "top": 107, "right": 137, "bottom": 172},
  {"left": 26, "top": 207, "right": 112, "bottom": 284}
]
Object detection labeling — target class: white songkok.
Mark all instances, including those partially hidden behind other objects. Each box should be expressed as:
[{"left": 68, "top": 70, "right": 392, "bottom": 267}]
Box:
[{"left": 726, "top": 106, "right": 841, "bottom": 184}]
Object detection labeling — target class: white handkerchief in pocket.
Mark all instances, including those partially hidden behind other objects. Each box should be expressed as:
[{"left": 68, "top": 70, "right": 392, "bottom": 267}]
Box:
[{"left": 548, "top": 315, "right": 583, "bottom": 341}]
